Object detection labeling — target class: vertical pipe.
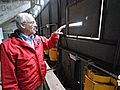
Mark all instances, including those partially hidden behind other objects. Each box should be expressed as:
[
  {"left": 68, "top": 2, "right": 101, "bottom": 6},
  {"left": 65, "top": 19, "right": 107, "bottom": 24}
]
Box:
[
  {"left": 48, "top": 1, "right": 52, "bottom": 34},
  {"left": 65, "top": 3, "right": 69, "bottom": 35},
  {"left": 56, "top": 0, "right": 63, "bottom": 80}
]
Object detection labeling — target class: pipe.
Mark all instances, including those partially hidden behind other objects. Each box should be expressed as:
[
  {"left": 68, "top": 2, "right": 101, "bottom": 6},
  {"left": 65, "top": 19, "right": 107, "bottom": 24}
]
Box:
[
  {"left": 77, "top": 56, "right": 118, "bottom": 79},
  {"left": 62, "top": 48, "right": 118, "bottom": 79}
]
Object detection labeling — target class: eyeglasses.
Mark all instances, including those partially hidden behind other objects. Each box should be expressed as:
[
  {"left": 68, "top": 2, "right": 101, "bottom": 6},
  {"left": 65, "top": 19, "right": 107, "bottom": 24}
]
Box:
[{"left": 22, "top": 21, "right": 36, "bottom": 24}]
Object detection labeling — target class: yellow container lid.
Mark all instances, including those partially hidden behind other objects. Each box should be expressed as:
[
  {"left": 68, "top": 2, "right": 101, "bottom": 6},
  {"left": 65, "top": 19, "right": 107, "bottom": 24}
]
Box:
[
  {"left": 84, "top": 75, "right": 116, "bottom": 90},
  {"left": 87, "top": 69, "right": 111, "bottom": 83}
]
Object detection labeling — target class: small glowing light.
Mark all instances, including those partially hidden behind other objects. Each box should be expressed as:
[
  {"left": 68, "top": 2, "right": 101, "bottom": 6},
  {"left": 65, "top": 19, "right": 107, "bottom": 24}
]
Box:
[
  {"left": 69, "top": 21, "right": 83, "bottom": 27},
  {"left": 85, "top": 16, "right": 88, "bottom": 20}
]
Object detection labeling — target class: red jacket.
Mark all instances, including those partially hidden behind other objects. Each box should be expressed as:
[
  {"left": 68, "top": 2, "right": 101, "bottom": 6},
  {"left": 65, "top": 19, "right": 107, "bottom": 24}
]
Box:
[{"left": 0, "top": 32, "right": 59, "bottom": 90}]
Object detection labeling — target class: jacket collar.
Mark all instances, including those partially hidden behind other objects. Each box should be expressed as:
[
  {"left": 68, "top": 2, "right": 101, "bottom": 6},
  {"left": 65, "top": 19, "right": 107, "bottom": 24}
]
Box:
[{"left": 10, "top": 29, "right": 41, "bottom": 49}]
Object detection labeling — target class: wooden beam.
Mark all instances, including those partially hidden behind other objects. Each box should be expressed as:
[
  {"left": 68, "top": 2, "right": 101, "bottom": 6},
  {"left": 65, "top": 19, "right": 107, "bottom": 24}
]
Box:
[{"left": 45, "top": 62, "right": 66, "bottom": 90}]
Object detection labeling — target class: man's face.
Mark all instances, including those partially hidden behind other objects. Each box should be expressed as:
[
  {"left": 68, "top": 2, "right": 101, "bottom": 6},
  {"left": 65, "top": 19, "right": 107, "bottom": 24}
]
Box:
[{"left": 21, "top": 16, "right": 38, "bottom": 36}]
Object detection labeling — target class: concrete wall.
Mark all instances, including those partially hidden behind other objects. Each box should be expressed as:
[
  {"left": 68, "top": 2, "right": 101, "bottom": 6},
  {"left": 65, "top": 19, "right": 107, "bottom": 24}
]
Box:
[{"left": 0, "top": 1, "right": 31, "bottom": 25}]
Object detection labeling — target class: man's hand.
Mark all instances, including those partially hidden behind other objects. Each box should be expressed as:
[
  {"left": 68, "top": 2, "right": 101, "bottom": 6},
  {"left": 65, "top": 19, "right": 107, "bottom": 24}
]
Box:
[{"left": 54, "top": 25, "right": 66, "bottom": 35}]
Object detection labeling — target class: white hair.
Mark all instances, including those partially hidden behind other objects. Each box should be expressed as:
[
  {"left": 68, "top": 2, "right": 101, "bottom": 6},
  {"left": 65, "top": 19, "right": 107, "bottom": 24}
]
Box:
[
  {"left": 15, "top": 13, "right": 34, "bottom": 23},
  {"left": 15, "top": 13, "right": 35, "bottom": 29}
]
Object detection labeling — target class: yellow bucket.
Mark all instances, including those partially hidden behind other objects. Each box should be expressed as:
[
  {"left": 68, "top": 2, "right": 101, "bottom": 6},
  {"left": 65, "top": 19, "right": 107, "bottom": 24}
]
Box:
[{"left": 49, "top": 48, "right": 58, "bottom": 61}]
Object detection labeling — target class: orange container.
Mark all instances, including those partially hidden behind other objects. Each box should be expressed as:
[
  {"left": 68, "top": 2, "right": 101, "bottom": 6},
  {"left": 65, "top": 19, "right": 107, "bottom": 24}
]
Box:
[{"left": 49, "top": 48, "right": 58, "bottom": 61}]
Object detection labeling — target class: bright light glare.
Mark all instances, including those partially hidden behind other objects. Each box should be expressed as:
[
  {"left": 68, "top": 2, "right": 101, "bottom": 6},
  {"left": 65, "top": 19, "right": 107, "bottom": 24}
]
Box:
[
  {"left": 69, "top": 21, "right": 83, "bottom": 27},
  {"left": 60, "top": 21, "right": 83, "bottom": 30},
  {"left": 40, "top": 0, "right": 44, "bottom": 6}
]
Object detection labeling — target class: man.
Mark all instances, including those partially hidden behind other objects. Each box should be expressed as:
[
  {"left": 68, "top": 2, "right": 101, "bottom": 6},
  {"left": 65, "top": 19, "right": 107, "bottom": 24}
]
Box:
[{"left": 0, "top": 13, "right": 65, "bottom": 90}]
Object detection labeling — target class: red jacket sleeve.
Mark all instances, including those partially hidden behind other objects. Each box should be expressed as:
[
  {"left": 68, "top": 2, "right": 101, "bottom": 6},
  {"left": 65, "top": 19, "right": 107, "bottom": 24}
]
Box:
[
  {"left": 40, "top": 32, "right": 59, "bottom": 50},
  {"left": 0, "top": 44, "right": 19, "bottom": 90}
]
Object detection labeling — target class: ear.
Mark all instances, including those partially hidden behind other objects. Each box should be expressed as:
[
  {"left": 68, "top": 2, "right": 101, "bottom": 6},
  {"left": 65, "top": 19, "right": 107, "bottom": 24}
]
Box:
[{"left": 19, "top": 23, "right": 25, "bottom": 29}]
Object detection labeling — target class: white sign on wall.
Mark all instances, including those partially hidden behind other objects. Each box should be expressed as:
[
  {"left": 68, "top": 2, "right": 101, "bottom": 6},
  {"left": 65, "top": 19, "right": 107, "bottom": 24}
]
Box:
[{"left": 0, "top": 28, "right": 3, "bottom": 44}]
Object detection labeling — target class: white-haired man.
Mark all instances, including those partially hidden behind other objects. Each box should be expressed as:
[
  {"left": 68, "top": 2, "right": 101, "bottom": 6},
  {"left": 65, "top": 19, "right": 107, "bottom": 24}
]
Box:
[{"left": 0, "top": 13, "right": 65, "bottom": 90}]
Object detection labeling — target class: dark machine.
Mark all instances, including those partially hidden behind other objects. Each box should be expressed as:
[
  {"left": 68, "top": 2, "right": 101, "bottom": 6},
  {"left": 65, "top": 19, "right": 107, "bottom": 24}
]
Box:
[{"left": 36, "top": 0, "right": 120, "bottom": 90}]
